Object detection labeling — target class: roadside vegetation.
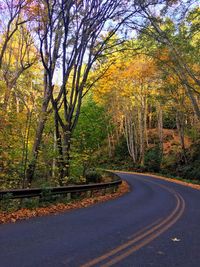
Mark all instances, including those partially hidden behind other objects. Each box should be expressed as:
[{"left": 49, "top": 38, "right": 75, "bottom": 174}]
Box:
[
  {"left": 0, "top": 0, "right": 200, "bottom": 206},
  {"left": 0, "top": 180, "right": 129, "bottom": 224}
]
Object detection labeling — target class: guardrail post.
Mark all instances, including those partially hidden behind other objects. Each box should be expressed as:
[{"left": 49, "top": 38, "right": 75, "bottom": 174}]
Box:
[
  {"left": 112, "top": 186, "right": 118, "bottom": 193},
  {"left": 102, "top": 188, "right": 106, "bottom": 195},
  {"left": 67, "top": 193, "right": 71, "bottom": 201},
  {"left": 87, "top": 190, "right": 94, "bottom": 197},
  {"left": 105, "top": 187, "right": 110, "bottom": 194}
]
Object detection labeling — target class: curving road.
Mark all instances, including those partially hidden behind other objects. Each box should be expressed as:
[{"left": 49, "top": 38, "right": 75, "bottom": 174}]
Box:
[{"left": 0, "top": 172, "right": 200, "bottom": 267}]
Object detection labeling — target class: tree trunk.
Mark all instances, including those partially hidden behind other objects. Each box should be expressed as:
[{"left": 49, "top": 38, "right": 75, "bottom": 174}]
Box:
[
  {"left": 62, "top": 130, "right": 71, "bottom": 184},
  {"left": 138, "top": 100, "right": 146, "bottom": 166},
  {"left": 2, "top": 85, "right": 12, "bottom": 111},
  {"left": 108, "top": 133, "right": 113, "bottom": 158},
  {"left": 144, "top": 98, "right": 149, "bottom": 148},
  {"left": 176, "top": 111, "right": 187, "bottom": 163},
  {"left": 124, "top": 112, "right": 136, "bottom": 163},
  {"left": 157, "top": 104, "right": 163, "bottom": 155},
  {"left": 52, "top": 130, "right": 57, "bottom": 180},
  {"left": 185, "top": 85, "right": 200, "bottom": 120},
  {"left": 26, "top": 92, "right": 51, "bottom": 185},
  {"left": 54, "top": 114, "right": 65, "bottom": 186}
]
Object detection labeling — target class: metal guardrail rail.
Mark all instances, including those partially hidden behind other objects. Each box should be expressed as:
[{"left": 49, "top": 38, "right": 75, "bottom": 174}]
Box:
[{"left": 0, "top": 171, "right": 122, "bottom": 200}]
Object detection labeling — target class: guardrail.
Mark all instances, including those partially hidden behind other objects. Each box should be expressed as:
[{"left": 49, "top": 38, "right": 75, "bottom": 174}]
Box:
[{"left": 0, "top": 171, "right": 121, "bottom": 200}]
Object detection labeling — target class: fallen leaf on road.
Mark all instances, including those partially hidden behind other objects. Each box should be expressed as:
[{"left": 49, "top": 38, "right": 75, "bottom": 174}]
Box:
[
  {"left": 157, "top": 251, "right": 165, "bottom": 255},
  {"left": 171, "top": 237, "right": 181, "bottom": 242}
]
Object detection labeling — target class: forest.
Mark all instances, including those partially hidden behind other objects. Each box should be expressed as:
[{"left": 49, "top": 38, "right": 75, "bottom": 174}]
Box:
[{"left": 0, "top": 0, "right": 200, "bottom": 191}]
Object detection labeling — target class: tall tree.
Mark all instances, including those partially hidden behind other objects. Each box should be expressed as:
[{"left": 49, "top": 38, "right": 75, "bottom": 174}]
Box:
[
  {"left": 26, "top": 0, "right": 63, "bottom": 185},
  {"left": 27, "top": 0, "right": 133, "bottom": 184}
]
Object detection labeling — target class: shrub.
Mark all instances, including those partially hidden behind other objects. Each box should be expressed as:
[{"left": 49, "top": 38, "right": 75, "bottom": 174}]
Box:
[
  {"left": 40, "top": 188, "right": 53, "bottom": 203},
  {"left": 163, "top": 112, "right": 176, "bottom": 129},
  {"left": 144, "top": 145, "right": 162, "bottom": 172},
  {"left": 0, "top": 193, "right": 18, "bottom": 212},
  {"left": 177, "top": 160, "right": 200, "bottom": 181},
  {"left": 85, "top": 170, "right": 102, "bottom": 184},
  {"left": 114, "top": 137, "right": 129, "bottom": 159},
  {"left": 21, "top": 198, "right": 40, "bottom": 209},
  {"left": 65, "top": 176, "right": 83, "bottom": 185}
]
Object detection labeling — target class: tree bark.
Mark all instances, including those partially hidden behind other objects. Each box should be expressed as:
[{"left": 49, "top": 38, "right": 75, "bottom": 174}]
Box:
[
  {"left": 157, "top": 104, "right": 163, "bottom": 155},
  {"left": 124, "top": 111, "right": 137, "bottom": 163},
  {"left": 176, "top": 111, "right": 187, "bottom": 163},
  {"left": 26, "top": 83, "right": 51, "bottom": 185}
]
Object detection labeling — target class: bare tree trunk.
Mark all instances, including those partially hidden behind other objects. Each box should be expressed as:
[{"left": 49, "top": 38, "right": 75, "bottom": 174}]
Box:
[
  {"left": 62, "top": 130, "right": 71, "bottom": 183},
  {"left": 148, "top": 104, "right": 152, "bottom": 129},
  {"left": 185, "top": 85, "right": 200, "bottom": 120},
  {"left": 54, "top": 114, "right": 65, "bottom": 186},
  {"left": 138, "top": 101, "right": 146, "bottom": 166},
  {"left": 52, "top": 130, "right": 57, "bottom": 179},
  {"left": 176, "top": 111, "right": 187, "bottom": 163},
  {"left": 144, "top": 97, "right": 149, "bottom": 148},
  {"left": 124, "top": 112, "right": 137, "bottom": 163},
  {"left": 26, "top": 85, "right": 51, "bottom": 185},
  {"left": 22, "top": 111, "right": 32, "bottom": 188},
  {"left": 108, "top": 133, "right": 113, "bottom": 158},
  {"left": 2, "top": 85, "right": 12, "bottom": 111},
  {"left": 157, "top": 104, "right": 163, "bottom": 155},
  {"left": 16, "top": 93, "right": 20, "bottom": 113},
  {"left": 21, "top": 111, "right": 31, "bottom": 188}
]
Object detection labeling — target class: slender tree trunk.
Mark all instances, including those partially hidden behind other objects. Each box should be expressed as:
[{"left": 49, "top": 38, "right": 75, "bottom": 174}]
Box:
[
  {"left": 16, "top": 93, "right": 20, "bottom": 113},
  {"left": 52, "top": 130, "right": 57, "bottom": 179},
  {"left": 2, "top": 85, "right": 12, "bottom": 111},
  {"left": 185, "top": 85, "right": 200, "bottom": 120},
  {"left": 148, "top": 104, "right": 152, "bottom": 129},
  {"left": 108, "top": 133, "right": 112, "bottom": 158},
  {"left": 23, "top": 111, "right": 32, "bottom": 188},
  {"left": 54, "top": 114, "right": 65, "bottom": 186},
  {"left": 124, "top": 112, "right": 136, "bottom": 163},
  {"left": 176, "top": 111, "right": 187, "bottom": 163},
  {"left": 138, "top": 101, "right": 146, "bottom": 166},
  {"left": 144, "top": 98, "right": 149, "bottom": 148},
  {"left": 21, "top": 111, "right": 30, "bottom": 188},
  {"left": 157, "top": 104, "right": 163, "bottom": 155},
  {"left": 62, "top": 130, "right": 71, "bottom": 183},
  {"left": 26, "top": 87, "right": 51, "bottom": 185}
]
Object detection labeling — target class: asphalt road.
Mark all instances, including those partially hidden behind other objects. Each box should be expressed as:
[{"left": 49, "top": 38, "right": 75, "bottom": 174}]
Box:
[{"left": 0, "top": 172, "right": 200, "bottom": 267}]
